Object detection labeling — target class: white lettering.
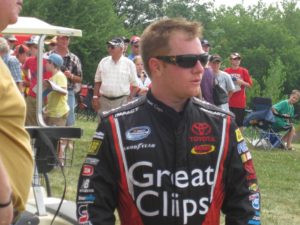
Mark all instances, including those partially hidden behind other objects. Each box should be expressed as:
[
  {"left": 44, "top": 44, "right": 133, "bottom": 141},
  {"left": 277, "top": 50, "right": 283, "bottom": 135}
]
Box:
[
  {"left": 199, "top": 197, "right": 209, "bottom": 214},
  {"left": 175, "top": 171, "right": 189, "bottom": 188},
  {"left": 129, "top": 161, "right": 153, "bottom": 187},
  {"left": 136, "top": 190, "right": 159, "bottom": 216},
  {"left": 191, "top": 169, "right": 205, "bottom": 186},
  {"left": 205, "top": 167, "right": 214, "bottom": 185},
  {"left": 183, "top": 199, "right": 197, "bottom": 224}
]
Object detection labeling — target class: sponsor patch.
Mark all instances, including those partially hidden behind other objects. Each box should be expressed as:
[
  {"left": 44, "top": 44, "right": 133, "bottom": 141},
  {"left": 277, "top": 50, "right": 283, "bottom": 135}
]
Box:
[
  {"left": 191, "top": 123, "right": 212, "bottom": 136},
  {"left": 248, "top": 219, "right": 261, "bottom": 225},
  {"left": 191, "top": 145, "right": 215, "bottom": 155},
  {"left": 241, "top": 152, "right": 252, "bottom": 163},
  {"left": 126, "top": 126, "right": 151, "bottom": 141},
  {"left": 85, "top": 157, "right": 100, "bottom": 166},
  {"left": 78, "top": 205, "right": 89, "bottom": 223},
  {"left": 235, "top": 129, "right": 244, "bottom": 142},
  {"left": 249, "top": 183, "right": 259, "bottom": 192},
  {"left": 93, "top": 131, "right": 104, "bottom": 140},
  {"left": 78, "top": 194, "right": 96, "bottom": 203},
  {"left": 81, "top": 179, "right": 90, "bottom": 189},
  {"left": 82, "top": 165, "right": 94, "bottom": 176},
  {"left": 237, "top": 141, "right": 248, "bottom": 154},
  {"left": 124, "top": 143, "right": 156, "bottom": 151},
  {"left": 87, "top": 139, "right": 102, "bottom": 155},
  {"left": 249, "top": 193, "right": 260, "bottom": 210}
]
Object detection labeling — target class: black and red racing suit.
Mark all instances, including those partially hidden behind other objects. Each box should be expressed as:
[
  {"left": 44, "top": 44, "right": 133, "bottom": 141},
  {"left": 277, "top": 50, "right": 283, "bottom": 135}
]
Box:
[{"left": 76, "top": 91, "right": 261, "bottom": 225}]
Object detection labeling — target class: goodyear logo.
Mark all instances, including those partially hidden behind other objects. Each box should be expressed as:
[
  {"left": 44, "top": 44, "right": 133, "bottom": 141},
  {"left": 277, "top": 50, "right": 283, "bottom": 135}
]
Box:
[
  {"left": 87, "top": 139, "right": 102, "bottom": 155},
  {"left": 235, "top": 129, "right": 244, "bottom": 142},
  {"left": 191, "top": 145, "right": 215, "bottom": 155}
]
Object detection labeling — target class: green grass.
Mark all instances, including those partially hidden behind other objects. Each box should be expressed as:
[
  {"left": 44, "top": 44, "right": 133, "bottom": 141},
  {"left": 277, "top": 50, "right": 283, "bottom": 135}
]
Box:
[{"left": 49, "top": 119, "right": 300, "bottom": 225}]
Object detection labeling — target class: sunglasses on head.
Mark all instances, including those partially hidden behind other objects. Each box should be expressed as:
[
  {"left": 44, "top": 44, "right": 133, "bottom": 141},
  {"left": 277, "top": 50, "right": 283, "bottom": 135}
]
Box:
[{"left": 155, "top": 53, "right": 209, "bottom": 68}]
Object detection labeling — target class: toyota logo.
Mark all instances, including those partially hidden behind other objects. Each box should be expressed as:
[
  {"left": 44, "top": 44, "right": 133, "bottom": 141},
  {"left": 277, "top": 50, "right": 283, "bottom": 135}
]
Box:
[{"left": 191, "top": 123, "right": 212, "bottom": 136}]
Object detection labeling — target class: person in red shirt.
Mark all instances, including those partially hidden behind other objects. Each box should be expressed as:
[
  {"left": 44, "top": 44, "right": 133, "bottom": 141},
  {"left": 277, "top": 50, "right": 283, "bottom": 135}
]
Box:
[
  {"left": 225, "top": 52, "right": 252, "bottom": 129},
  {"left": 23, "top": 36, "right": 52, "bottom": 125}
]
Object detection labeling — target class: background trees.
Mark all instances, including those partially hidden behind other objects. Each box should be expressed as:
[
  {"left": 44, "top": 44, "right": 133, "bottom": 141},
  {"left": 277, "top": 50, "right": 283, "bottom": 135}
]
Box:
[{"left": 20, "top": 0, "right": 300, "bottom": 104}]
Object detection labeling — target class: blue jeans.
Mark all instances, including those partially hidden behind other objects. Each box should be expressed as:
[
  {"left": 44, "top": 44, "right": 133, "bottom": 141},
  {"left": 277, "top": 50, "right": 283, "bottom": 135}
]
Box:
[{"left": 66, "top": 90, "right": 76, "bottom": 126}]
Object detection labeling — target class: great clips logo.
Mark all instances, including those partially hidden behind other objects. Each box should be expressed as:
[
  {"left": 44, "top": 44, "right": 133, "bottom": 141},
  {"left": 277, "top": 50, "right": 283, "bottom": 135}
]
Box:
[{"left": 189, "top": 123, "right": 216, "bottom": 142}]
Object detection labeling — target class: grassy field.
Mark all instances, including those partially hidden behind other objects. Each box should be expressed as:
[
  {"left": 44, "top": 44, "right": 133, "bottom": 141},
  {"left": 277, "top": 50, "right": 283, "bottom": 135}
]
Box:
[{"left": 49, "top": 119, "right": 300, "bottom": 225}]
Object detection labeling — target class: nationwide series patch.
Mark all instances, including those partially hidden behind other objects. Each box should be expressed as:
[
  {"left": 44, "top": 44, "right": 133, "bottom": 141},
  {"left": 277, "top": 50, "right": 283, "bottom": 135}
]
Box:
[
  {"left": 235, "top": 129, "right": 244, "bottom": 142},
  {"left": 87, "top": 139, "right": 102, "bottom": 155}
]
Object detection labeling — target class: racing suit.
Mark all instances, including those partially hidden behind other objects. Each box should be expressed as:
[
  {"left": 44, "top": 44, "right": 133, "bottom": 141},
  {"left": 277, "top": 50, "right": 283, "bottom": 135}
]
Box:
[{"left": 76, "top": 91, "right": 260, "bottom": 225}]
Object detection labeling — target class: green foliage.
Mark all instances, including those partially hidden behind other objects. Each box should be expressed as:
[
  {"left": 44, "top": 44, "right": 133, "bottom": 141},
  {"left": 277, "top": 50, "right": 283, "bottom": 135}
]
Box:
[
  {"left": 20, "top": 0, "right": 300, "bottom": 96},
  {"left": 245, "top": 78, "right": 261, "bottom": 106},
  {"left": 262, "top": 57, "right": 286, "bottom": 103},
  {"left": 22, "top": 0, "right": 128, "bottom": 82}
]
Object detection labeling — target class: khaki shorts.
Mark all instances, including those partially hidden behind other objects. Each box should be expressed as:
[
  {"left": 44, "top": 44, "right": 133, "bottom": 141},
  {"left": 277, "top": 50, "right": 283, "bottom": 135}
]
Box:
[{"left": 45, "top": 113, "right": 68, "bottom": 126}]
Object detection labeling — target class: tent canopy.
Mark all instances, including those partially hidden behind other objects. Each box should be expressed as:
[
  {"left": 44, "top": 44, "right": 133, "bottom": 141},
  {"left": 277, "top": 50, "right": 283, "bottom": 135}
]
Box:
[{"left": 1, "top": 17, "right": 82, "bottom": 37}]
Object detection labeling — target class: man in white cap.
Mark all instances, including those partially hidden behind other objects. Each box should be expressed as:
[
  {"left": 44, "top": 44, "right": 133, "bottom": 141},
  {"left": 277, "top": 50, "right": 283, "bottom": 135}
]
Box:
[{"left": 92, "top": 37, "right": 139, "bottom": 120}]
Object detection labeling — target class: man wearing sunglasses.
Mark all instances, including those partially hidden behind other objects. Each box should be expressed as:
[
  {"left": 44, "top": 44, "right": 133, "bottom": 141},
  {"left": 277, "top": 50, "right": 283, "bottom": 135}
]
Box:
[{"left": 77, "top": 18, "right": 260, "bottom": 225}]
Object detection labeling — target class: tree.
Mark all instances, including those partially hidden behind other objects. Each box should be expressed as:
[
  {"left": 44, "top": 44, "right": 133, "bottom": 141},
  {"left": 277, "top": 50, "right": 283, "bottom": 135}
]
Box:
[
  {"left": 261, "top": 57, "right": 286, "bottom": 103},
  {"left": 22, "top": 0, "right": 128, "bottom": 82}
]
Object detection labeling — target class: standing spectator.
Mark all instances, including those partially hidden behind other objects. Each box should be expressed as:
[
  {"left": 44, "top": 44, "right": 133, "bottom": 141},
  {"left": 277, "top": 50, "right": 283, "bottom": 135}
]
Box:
[
  {"left": 92, "top": 37, "right": 139, "bottom": 118},
  {"left": 133, "top": 55, "right": 151, "bottom": 96},
  {"left": 50, "top": 35, "right": 82, "bottom": 127},
  {"left": 225, "top": 52, "right": 252, "bottom": 129},
  {"left": 23, "top": 36, "right": 52, "bottom": 125},
  {"left": 209, "top": 54, "right": 235, "bottom": 111},
  {"left": 77, "top": 18, "right": 260, "bottom": 225},
  {"left": 44, "top": 36, "right": 57, "bottom": 51},
  {"left": 4, "top": 34, "right": 17, "bottom": 54},
  {"left": 0, "top": 0, "right": 34, "bottom": 223},
  {"left": 121, "top": 36, "right": 130, "bottom": 56},
  {"left": 0, "top": 37, "right": 23, "bottom": 92},
  {"left": 14, "top": 44, "right": 29, "bottom": 95},
  {"left": 128, "top": 35, "right": 140, "bottom": 60},
  {"left": 43, "top": 53, "right": 69, "bottom": 126},
  {"left": 271, "top": 89, "right": 300, "bottom": 150},
  {"left": 44, "top": 53, "right": 69, "bottom": 163},
  {"left": 200, "top": 39, "right": 214, "bottom": 104}
]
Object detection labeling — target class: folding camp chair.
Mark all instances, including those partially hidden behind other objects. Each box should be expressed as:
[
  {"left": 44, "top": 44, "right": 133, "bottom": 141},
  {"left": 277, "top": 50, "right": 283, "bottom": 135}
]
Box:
[{"left": 243, "top": 97, "right": 288, "bottom": 150}]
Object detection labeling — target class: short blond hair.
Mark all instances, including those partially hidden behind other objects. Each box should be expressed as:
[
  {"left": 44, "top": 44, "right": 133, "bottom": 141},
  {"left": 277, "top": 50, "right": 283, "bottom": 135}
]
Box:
[
  {"left": 291, "top": 89, "right": 300, "bottom": 98},
  {"left": 140, "top": 18, "right": 203, "bottom": 77}
]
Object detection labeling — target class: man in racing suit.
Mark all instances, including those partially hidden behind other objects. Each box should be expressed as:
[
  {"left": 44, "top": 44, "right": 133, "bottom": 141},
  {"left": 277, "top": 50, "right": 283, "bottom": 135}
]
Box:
[{"left": 77, "top": 18, "right": 260, "bottom": 225}]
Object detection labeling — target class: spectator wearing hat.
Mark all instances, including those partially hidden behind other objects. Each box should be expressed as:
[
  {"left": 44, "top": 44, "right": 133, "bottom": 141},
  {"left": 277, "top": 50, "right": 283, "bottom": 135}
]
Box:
[
  {"left": 44, "top": 36, "right": 57, "bottom": 51},
  {"left": 43, "top": 53, "right": 69, "bottom": 126},
  {"left": 199, "top": 39, "right": 214, "bottom": 104},
  {"left": 4, "top": 34, "right": 18, "bottom": 54},
  {"left": 49, "top": 35, "right": 82, "bottom": 127},
  {"left": 23, "top": 36, "right": 52, "bottom": 125},
  {"left": 225, "top": 52, "right": 252, "bottom": 129},
  {"left": 128, "top": 35, "right": 140, "bottom": 60},
  {"left": 92, "top": 37, "right": 139, "bottom": 120},
  {"left": 209, "top": 54, "right": 235, "bottom": 112},
  {"left": 44, "top": 53, "right": 69, "bottom": 164},
  {"left": 0, "top": 37, "right": 23, "bottom": 92}
]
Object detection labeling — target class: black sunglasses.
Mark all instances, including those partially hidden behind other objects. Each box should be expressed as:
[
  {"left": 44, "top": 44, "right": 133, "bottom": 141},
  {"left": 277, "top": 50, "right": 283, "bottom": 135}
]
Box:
[
  {"left": 107, "top": 45, "right": 115, "bottom": 49},
  {"left": 155, "top": 53, "right": 209, "bottom": 68}
]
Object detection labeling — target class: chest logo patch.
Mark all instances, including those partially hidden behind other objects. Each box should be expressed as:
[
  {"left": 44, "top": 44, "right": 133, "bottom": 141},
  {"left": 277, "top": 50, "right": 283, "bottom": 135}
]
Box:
[
  {"left": 126, "top": 126, "right": 151, "bottom": 141},
  {"left": 191, "top": 144, "right": 215, "bottom": 155}
]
